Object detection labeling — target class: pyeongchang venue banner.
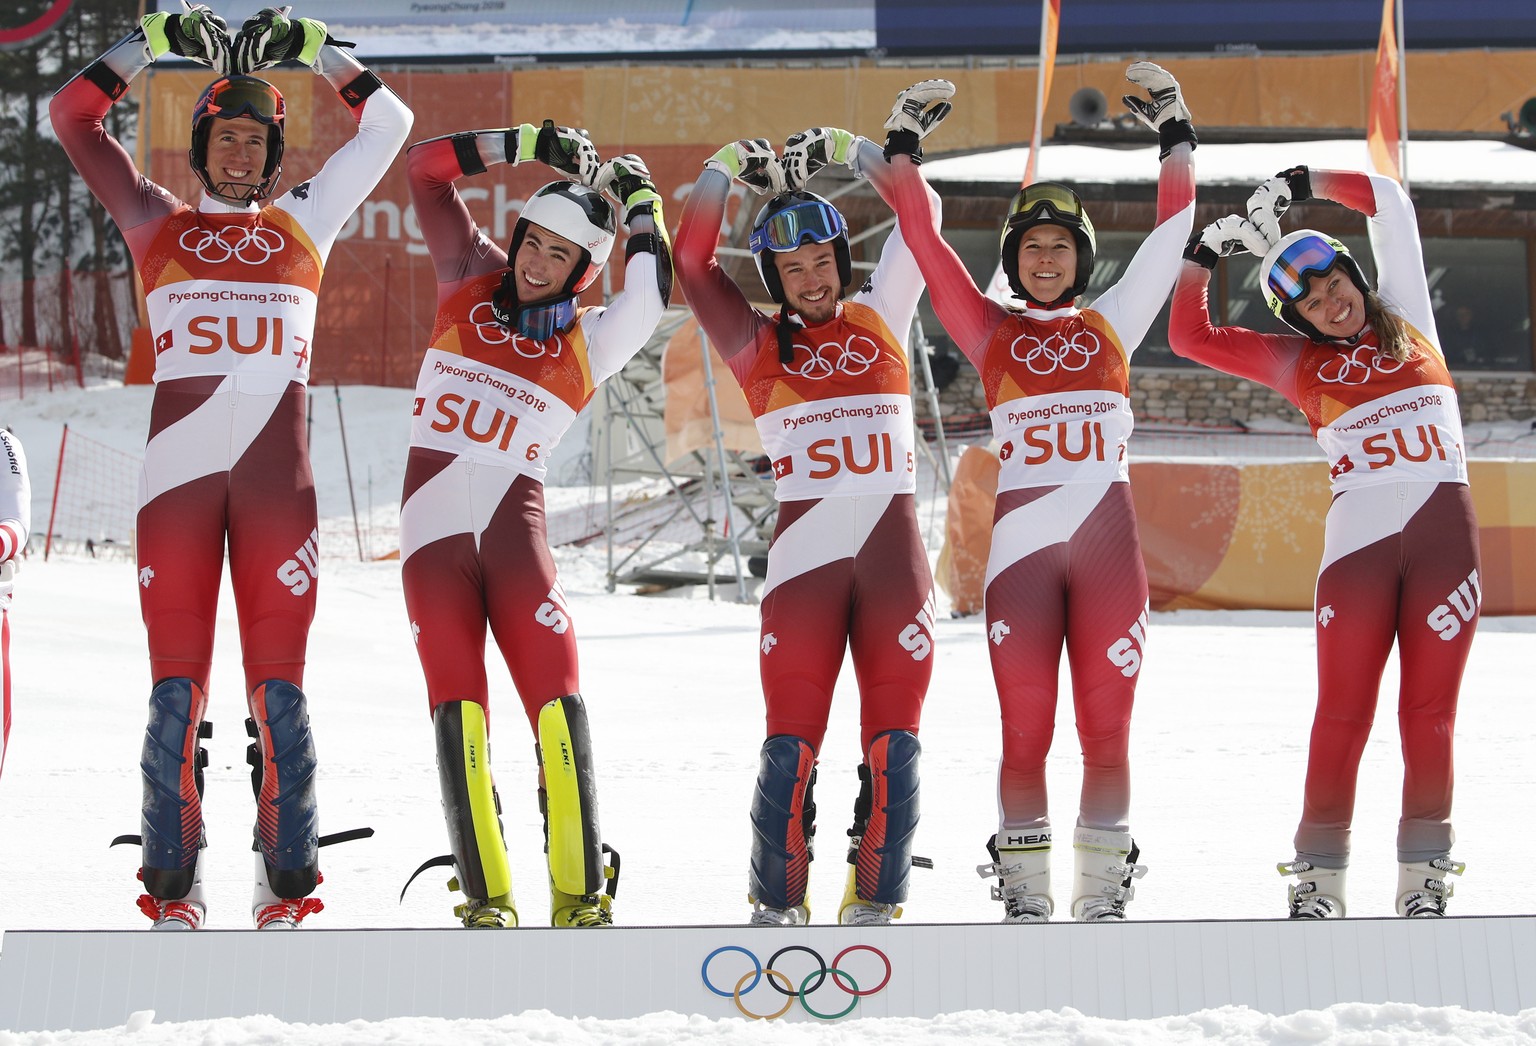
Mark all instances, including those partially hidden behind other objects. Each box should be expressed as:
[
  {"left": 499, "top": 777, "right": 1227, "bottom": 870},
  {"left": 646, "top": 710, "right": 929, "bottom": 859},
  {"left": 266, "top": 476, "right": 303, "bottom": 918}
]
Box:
[{"left": 156, "top": 1, "right": 1536, "bottom": 58}]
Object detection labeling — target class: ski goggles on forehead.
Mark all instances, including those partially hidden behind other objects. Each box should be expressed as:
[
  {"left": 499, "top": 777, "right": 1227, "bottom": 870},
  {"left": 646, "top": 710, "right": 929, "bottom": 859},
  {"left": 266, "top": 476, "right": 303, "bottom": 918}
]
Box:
[
  {"left": 750, "top": 200, "right": 846, "bottom": 254},
  {"left": 1267, "top": 235, "right": 1341, "bottom": 303},
  {"left": 1007, "top": 184, "right": 1085, "bottom": 226},
  {"left": 204, "top": 79, "right": 285, "bottom": 124}
]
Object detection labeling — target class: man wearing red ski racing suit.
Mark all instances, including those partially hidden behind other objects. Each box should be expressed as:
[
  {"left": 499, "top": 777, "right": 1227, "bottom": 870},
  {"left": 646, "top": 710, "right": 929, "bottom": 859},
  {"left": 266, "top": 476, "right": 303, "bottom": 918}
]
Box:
[
  {"left": 884, "top": 63, "right": 1197, "bottom": 922},
  {"left": 675, "top": 123, "right": 941, "bottom": 927},
  {"left": 0, "top": 428, "right": 30, "bottom": 785},
  {"left": 403, "top": 128, "right": 670, "bottom": 928},
  {"left": 51, "top": 5, "right": 412, "bottom": 929},
  {"left": 1170, "top": 166, "right": 1478, "bottom": 919}
]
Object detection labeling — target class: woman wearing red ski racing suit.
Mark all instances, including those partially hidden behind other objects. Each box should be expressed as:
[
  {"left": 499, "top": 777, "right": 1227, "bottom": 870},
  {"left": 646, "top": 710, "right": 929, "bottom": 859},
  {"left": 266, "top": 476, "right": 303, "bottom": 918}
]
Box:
[
  {"left": 403, "top": 131, "right": 669, "bottom": 928},
  {"left": 1170, "top": 166, "right": 1478, "bottom": 919},
  {"left": 884, "top": 62, "right": 1196, "bottom": 922},
  {"left": 51, "top": 8, "right": 411, "bottom": 928},
  {"left": 675, "top": 132, "right": 938, "bottom": 926},
  {"left": 0, "top": 427, "right": 30, "bottom": 784}
]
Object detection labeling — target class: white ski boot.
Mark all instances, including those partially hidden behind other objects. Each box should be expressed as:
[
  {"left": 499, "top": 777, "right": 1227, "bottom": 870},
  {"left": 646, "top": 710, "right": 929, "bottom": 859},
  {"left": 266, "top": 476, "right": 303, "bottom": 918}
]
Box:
[
  {"left": 749, "top": 899, "right": 809, "bottom": 926},
  {"left": 1278, "top": 859, "right": 1346, "bottom": 918},
  {"left": 1396, "top": 857, "right": 1465, "bottom": 917},
  {"left": 138, "top": 853, "right": 206, "bottom": 930},
  {"left": 252, "top": 852, "right": 323, "bottom": 929},
  {"left": 978, "top": 832, "right": 1053, "bottom": 923},
  {"left": 1070, "top": 827, "right": 1145, "bottom": 921}
]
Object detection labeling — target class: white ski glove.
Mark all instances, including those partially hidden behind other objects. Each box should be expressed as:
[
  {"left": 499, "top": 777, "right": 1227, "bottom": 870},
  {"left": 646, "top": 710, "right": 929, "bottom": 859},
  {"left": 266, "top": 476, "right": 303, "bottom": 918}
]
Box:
[
  {"left": 1246, "top": 166, "right": 1312, "bottom": 245},
  {"left": 1184, "top": 215, "right": 1272, "bottom": 269},
  {"left": 1122, "top": 61, "right": 1197, "bottom": 158},
  {"left": 883, "top": 79, "right": 956, "bottom": 162},
  {"left": 140, "top": 3, "right": 231, "bottom": 74},
  {"left": 782, "top": 127, "right": 857, "bottom": 191},
  {"left": 705, "top": 139, "right": 787, "bottom": 196}
]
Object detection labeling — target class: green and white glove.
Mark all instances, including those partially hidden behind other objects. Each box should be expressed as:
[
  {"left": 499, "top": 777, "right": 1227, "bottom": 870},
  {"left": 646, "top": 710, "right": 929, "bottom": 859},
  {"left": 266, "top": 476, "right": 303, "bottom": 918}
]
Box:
[
  {"left": 595, "top": 153, "right": 662, "bottom": 223},
  {"left": 782, "top": 127, "right": 857, "bottom": 190},
  {"left": 883, "top": 79, "right": 955, "bottom": 162},
  {"left": 141, "top": 4, "right": 231, "bottom": 73},
  {"left": 232, "top": 8, "right": 339, "bottom": 73},
  {"left": 705, "top": 139, "right": 786, "bottom": 196},
  {"left": 533, "top": 121, "right": 601, "bottom": 185}
]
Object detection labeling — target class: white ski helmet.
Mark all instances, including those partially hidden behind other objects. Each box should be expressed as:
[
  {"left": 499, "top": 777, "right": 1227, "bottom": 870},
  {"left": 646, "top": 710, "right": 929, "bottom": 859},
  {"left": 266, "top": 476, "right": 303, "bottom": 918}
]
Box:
[
  {"left": 508, "top": 181, "right": 617, "bottom": 296},
  {"left": 1259, "top": 229, "right": 1370, "bottom": 342}
]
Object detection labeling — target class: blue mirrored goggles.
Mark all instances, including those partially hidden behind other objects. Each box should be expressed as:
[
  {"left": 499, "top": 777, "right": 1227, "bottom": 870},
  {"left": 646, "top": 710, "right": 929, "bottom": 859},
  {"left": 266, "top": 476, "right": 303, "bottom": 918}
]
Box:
[
  {"left": 749, "top": 200, "right": 846, "bottom": 254},
  {"left": 1267, "top": 235, "right": 1341, "bottom": 304}
]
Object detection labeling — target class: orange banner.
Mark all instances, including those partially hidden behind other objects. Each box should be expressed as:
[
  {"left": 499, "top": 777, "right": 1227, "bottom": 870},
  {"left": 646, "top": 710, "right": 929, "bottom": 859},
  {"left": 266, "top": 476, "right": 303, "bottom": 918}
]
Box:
[{"left": 1367, "top": 0, "right": 1402, "bottom": 182}]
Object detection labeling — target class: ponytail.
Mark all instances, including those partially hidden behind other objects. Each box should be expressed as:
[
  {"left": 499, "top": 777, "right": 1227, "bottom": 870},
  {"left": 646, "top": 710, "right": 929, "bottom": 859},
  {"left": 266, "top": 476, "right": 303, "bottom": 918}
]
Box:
[{"left": 1364, "top": 292, "right": 1415, "bottom": 363}]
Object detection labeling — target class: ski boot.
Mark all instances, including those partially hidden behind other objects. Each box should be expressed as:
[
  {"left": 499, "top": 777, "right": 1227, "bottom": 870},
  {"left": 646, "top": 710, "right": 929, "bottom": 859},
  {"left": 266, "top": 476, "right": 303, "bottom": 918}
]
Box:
[
  {"left": 979, "top": 830, "right": 1053, "bottom": 923},
  {"left": 425, "top": 700, "right": 518, "bottom": 928},
  {"left": 136, "top": 852, "right": 207, "bottom": 930},
  {"left": 747, "top": 734, "right": 817, "bottom": 924},
  {"left": 246, "top": 681, "right": 320, "bottom": 899},
  {"left": 1396, "top": 857, "right": 1464, "bottom": 917},
  {"left": 252, "top": 851, "right": 324, "bottom": 929},
  {"left": 1279, "top": 859, "right": 1346, "bottom": 918},
  {"left": 1070, "top": 827, "right": 1145, "bottom": 921},
  {"left": 838, "top": 731, "right": 922, "bottom": 927},
  {"left": 539, "top": 695, "right": 618, "bottom": 927}
]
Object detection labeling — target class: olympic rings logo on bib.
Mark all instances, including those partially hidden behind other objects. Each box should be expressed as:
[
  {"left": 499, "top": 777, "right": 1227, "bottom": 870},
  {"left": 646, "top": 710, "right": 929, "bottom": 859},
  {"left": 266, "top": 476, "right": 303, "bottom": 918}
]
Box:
[
  {"left": 787, "top": 334, "right": 881, "bottom": 380},
  {"left": 1316, "top": 344, "right": 1405, "bottom": 385},
  {"left": 1010, "top": 328, "right": 1100, "bottom": 375},
  {"left": 178, "top": 225, "right": 285, "bottom": 265},
  {"left": 700, "top": 944, "right": 891, "bottom": 1021}
]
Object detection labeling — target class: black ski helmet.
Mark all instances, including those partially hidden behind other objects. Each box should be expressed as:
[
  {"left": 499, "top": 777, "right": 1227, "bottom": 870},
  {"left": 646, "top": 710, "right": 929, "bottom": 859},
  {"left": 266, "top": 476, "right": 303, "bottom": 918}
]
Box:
[
  {"left": 748, "top": 190, "right": 852, "bottom": 304},
  {"left": 189, "top": 75, "right": 286, "bottom": 202},
  {"left": 999, "top": 182, "right": 1096, "bottom": 307}
]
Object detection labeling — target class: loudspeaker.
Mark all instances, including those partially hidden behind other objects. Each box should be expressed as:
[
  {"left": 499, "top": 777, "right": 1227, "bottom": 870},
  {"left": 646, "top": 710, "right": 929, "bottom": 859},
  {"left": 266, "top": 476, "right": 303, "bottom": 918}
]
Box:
[{"left": 1069, "top": 87, "right": 1108, "bottom": 128}]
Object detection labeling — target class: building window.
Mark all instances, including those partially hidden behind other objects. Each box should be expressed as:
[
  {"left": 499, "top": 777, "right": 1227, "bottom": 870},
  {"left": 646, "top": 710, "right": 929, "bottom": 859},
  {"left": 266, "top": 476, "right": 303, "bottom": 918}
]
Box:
[{"left": 1422, "top": 237, "right": 1531, "bottom": 372}]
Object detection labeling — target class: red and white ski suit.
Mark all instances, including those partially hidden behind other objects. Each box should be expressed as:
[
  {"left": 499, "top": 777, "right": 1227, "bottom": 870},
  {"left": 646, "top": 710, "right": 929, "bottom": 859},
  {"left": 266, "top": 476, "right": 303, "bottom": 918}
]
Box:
[
  {"left": 1169, "top": 169, "right": 1477, "bottom": 866},
  {"left": 402, "top": 134, "right": 667, "bottom": 733},
  {"left": 51, "top": 38, "right": 411, "bottom": 695},
  {"left": 675, "top": 149, "right": 937, "bottom": 756},
  {"left": 888, "top": 145, "right": 1195, "bottom": 835},
  {"left": 0, "top": 428, "right": 30, "bottom": 781}
]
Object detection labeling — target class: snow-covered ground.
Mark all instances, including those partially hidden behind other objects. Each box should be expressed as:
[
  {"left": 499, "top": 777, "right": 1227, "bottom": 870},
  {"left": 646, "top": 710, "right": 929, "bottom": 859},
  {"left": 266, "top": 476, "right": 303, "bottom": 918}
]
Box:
[{"left": 0, "top": 384, "right": 1531, "bottom": 1043}]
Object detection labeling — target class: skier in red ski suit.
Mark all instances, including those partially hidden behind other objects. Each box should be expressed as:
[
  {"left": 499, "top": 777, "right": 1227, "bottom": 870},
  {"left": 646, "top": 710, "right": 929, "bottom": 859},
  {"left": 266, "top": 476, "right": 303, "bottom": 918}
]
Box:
[
  {"left": 1171, "top": 165, "right": 1478, "bottom": 919},
  {"left": 402, "top": 123, "right": 670, "bottom": 928},
  {"left": 883, "top": 66, "right": 1197, "bottom": 922},
  {"left": 0, "top": 428, "right": 30, "bottom": 784},
  {"left": 675, "top": 89, "right": 951, "bottom": 927},
  {"left": 51, "top": 5, "right": 411, "bottom": 929}
]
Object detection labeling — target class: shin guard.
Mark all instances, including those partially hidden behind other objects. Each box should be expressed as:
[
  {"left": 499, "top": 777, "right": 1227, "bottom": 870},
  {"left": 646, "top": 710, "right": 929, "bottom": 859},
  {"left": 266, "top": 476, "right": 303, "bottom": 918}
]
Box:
[
  {"left": 246, "top": 680, "right": 319, "bottom": 898},
  {"left": 537, "top": 695, "right": 604, "bottom": 896},
  {"left": 140, "top": 678, "right": 209, "bottom": 899},
  {"left": 852, "top": 730, "right": 921, "bottom": 905},
  {"left": 748, "top": 734, "right": 817, "bottom": 911},
  {"left": 435, "top": 701, "right": 514, "bottom": 906}
]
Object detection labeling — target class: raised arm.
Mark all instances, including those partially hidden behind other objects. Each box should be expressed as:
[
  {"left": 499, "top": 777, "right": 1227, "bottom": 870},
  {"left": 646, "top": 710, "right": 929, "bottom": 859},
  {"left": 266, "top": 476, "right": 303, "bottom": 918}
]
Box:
[
  {"left": 1086, "top": 63, "right": 1198, "bottom": 350},
  {"left": 583, "top": 153, "right": 673, "bottom": 383},
  {"left": 48, "top": 7, "right": 233, "bottom": 231},
  {"left": 232, "top": 9, "right": 412, "bottom": 247},
  {"left": 675, "top": 141, "right": 784, "bottom": 365},
  {"left": 0, "top": 430, "right": 29, "bottom": 564},
  {"left": 1168, "top": 244, "right": 1304, "bottom": 405}
]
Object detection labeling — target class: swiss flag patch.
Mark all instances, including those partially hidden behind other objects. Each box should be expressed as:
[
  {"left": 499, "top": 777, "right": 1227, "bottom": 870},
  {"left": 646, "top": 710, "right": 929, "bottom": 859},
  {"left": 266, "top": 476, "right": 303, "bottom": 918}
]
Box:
[
  {"left": 998, "top": 441, "right": 1014, "bottom": 461},
  {"left": 154, "top": 330, "right": 173, "bottom": 355},
  {"left": 772, "top": 456, "right": 793, "bottom": 478},
  {"left": 412, "top": 397, "right": 425, "bottom": 417}
]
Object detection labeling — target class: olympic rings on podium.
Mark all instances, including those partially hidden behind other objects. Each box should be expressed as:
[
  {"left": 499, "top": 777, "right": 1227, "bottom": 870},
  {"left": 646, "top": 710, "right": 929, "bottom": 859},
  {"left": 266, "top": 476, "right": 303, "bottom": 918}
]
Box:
[{"left": 700, "top": 943, "right": 892, "bottom": 1021}]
